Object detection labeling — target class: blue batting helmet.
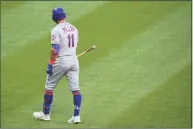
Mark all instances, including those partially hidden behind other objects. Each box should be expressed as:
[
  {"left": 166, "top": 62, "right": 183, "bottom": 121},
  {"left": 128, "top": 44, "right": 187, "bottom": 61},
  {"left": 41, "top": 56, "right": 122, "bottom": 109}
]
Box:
[{"left": 52, "top": 7, "right": 66, "bottom": 22}]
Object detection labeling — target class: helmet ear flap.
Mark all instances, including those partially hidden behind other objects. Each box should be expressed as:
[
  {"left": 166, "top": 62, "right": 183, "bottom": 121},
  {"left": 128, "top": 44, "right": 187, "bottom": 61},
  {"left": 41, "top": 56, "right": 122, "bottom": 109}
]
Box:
[{"left": 52, "top": 16, "right": 56, "bottom": 22}]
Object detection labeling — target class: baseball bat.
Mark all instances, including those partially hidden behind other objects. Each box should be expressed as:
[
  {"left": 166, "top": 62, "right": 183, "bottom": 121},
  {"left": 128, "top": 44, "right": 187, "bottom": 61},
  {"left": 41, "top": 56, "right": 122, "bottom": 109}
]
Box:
[{"left": 77, "top": 45, "right": 96, "bottom": 58}]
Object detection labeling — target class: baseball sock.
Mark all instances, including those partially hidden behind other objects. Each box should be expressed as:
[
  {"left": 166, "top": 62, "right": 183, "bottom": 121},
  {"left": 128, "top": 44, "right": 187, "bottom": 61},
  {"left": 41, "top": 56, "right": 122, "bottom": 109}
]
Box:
[
  {"left": 72, "top": 90, "right": 82, "bottom": 116},
  {"left": 43, "top": 89, "right": 53, "bottom": 114}
]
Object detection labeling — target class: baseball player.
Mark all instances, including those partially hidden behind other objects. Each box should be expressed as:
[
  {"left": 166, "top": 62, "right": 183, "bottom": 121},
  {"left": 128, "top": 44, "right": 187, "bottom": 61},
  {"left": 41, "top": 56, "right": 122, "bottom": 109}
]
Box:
[{"left": 33, "top": 7, "right": 82, "bottom": 124}]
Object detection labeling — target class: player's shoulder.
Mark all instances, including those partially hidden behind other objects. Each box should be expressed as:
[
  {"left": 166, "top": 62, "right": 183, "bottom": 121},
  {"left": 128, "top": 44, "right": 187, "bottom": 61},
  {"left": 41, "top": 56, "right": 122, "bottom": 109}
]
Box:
[
  {"left": 51, "top": 25, "right": 61, "bottom": 34},
  {"left": 66, "top": 22, "right": 79, "bottom": 31}
]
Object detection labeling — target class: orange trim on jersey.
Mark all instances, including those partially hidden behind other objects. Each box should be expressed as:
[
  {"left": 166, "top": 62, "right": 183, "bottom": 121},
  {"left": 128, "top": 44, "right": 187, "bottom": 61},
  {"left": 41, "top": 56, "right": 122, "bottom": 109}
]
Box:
[
  {"left": 51, "top": 48, "right": 57, "bottom": 55},
  {"left": 49, "top": 60, "right": 55, "bottom": 65},
  {"left": 45, "top": 90, "right": 53, "bottom": 95},
  {"left": 73, "top": 91, "right": 80, "bottom": 95},
  {"left": 49, "top": 48, "right": 57, "bottom": 64}
]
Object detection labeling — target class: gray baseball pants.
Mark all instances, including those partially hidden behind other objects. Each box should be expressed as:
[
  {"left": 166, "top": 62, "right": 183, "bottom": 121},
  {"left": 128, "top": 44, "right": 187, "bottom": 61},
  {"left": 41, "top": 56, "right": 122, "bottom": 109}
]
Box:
[{"left": 45, "top": 55, "right": 80, "bottom": 92}]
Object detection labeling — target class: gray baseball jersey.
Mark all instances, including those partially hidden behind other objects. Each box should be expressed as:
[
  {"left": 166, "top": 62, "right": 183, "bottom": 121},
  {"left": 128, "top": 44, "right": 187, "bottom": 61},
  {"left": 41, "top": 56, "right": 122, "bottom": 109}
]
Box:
[{"left": 45, "top": 22, "right": 80, "bottom": 92}]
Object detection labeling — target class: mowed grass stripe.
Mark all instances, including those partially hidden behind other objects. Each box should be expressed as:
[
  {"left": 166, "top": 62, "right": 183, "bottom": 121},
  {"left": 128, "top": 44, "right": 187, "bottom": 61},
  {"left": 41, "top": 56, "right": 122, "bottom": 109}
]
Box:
[
  {"left": 109, "top": 65, "right": 191, "bottom": 128},
  {"left": 76, "top": 1, "right": 189, "bottom": 67},
  {"left": 75, "top": 6, "right": 190, "bottom": 127},
  {"left": 1, "top": 1, "right": 25, "bottom": 13},
  {"left": 1, "top": 2, "right": 191, "bottom": 128},
  {"left": 1, "top": 1, "right": 108, "bottom": 58}
]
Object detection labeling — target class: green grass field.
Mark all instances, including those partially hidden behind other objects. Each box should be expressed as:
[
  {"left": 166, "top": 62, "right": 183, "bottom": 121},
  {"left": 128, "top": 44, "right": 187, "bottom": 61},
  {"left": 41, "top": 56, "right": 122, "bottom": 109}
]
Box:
[{"left": 1, "top": 1, "right": 192, "bottom": 128}]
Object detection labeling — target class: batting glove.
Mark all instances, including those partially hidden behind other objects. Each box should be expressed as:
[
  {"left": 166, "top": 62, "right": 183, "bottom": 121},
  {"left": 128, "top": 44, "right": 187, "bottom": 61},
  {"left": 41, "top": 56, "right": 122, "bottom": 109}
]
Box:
[{"left": 46, "top": 64, "right": 53, "bottom": 75}]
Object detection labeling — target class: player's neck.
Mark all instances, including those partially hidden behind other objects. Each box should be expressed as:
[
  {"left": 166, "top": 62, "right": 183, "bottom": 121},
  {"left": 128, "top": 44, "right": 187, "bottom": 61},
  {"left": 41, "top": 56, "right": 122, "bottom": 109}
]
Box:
[{"left": 57, "top": 19, "right": 65, "bottom": 24}]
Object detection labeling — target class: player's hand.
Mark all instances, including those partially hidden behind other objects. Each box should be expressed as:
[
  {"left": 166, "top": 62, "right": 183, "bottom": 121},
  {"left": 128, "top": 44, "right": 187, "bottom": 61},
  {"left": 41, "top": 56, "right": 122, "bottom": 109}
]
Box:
[{"left": 46, "top": 64, "right": 53, "bottom": 75}]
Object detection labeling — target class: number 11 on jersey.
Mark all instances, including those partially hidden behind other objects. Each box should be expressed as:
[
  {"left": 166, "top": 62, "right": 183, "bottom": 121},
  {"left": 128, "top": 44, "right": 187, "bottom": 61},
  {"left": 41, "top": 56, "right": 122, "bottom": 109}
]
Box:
[{"left": 68, "top": 34, "right": 74, "bottom": 47}]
